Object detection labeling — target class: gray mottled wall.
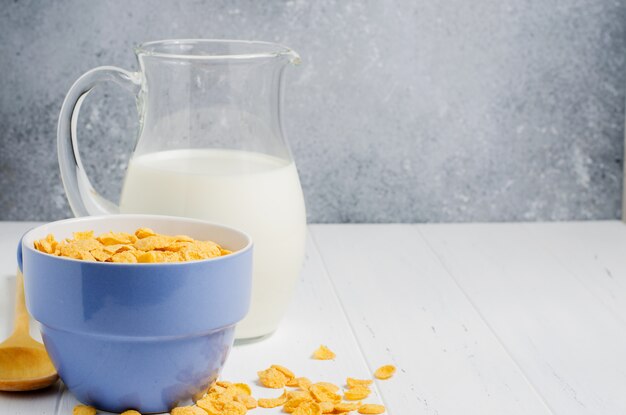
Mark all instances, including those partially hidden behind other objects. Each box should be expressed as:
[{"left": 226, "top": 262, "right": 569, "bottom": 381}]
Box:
[{"left": 1, "top": 0, "right": 625, "bottom": 222}]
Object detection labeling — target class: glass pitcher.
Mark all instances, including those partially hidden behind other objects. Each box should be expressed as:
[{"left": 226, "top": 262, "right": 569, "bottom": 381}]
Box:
[{"left": 57, "top": 39, "right": 307, "bottom": 340}]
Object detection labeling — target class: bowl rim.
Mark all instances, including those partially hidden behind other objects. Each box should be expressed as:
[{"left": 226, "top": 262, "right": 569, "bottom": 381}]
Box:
[{"left": 21, "top": 214, "right": 253, "bottom": 267}]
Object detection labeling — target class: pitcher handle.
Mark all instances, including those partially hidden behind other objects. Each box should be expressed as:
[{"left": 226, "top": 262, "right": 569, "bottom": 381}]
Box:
[{"left": 57, "top": 66, "right": 142, "bottom": 216}]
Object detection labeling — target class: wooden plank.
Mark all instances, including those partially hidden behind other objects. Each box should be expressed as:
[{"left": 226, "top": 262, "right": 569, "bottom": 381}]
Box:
[
  {"left": 524, "top": 221, "right": 626, "bottom": 326},
  {"left": 310, "top": 224, "right": 552, "bottom": 415},
  {"left": 219, "top": 232, "right": 381, "bottom": 412},
  {"left": 420, "top": 222, "right": 626, "bottom": 415}
]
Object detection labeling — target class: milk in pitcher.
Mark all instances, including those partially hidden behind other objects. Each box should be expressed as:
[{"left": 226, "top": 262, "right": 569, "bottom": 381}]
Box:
[{"left": 119, "top": 149, "right": 307, "bottom": 339}]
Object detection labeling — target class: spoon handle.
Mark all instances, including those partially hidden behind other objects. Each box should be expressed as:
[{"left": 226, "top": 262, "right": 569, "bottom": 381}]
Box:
[{"left": 13, "top": 269, "right": 30, "bottom": 337}]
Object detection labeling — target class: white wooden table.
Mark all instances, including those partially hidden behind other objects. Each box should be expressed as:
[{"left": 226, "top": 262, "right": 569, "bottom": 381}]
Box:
[{"left": 1, "top": 221, "right": 626, "bottom": 415}]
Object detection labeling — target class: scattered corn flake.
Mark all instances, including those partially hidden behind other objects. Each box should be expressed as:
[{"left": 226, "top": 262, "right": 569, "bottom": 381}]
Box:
[
  {"left": 284, "top": 396, "right": 314, "bottom": 413},
  {"left": 231, "top": 382, "right": 252, "bottom": 396},
  {"left": 297, "top": 377, "right": 313, "bottom": 390},
  {"left": 196, "top": 398, "right": 222, "bottom": 415},
  {"left": 287, "top": 376, "right": 312, "bottom": 389},
  {"left": 133, "top": 235, "right": 173, "bottom": 251},
  {"left": 218, "top": 390, "right": 237, "bottom": 401},
  {"left": 344, "top": 386, "right": 370, "bottom": 401},
  {"left": 234, "top": 394, "right": 258, "bottom": 409},
  {"left": 319, "top": 401, "right": 334, "bottom": 413},
  {"left": 258, "top": 389, "right": 288, "bottom": 408},
  {"left": 346, "top": 378, "right": 373, "bottom": 389},
  {"left": 72, "top": 405, "right": 96, "bottom": 415},
  {"left": 171, "top": 406, "right": 207, "bottom": 415},
  {"left": 52, "top": 241, "right": 63, "bottom": 255},
  {"left": 312, "top": 345, "right": 336, "bottom": 360},
  {"left": 53, "top": 241, "right": 66, "bottom": 255},
  {"left": 314, "top": 382, "right": 339, "bottom": 393},
  {"left": 208, "top": 383, "right": 227, "bottom": 394},
  {"left": 258, "top": 366, "right": 289, "bottom": 388},
  {"left": 90, "top": 248, "right": 112, "bottom": 262},
  {"left": 110, "top": 251, "right": 138, "bottom": 263},
  {"left": 73, "top": 231, "right": 94, "bottom": 240},
  {"left": 287, "top": 390, "right": 313, "bottom": 400},
  {"left": 129, "top": 250, "right": 147, "bottom": 260},
  {"left": 163, "top": 252, "right": 183, "bottom": 262},
  {"left": 120, "top": 410, "right": 142, "bottom": 415},
  {"left": 293, "top": 401, "right": 322, "bottom": 415},
  {"left": 75, "top": 250, "right": 96, "bottom": 261},
  {"left": 56, "top": 245, "right": 82, "bottom": 260},
  {"left": 358, "top": 404, "right": 386, "bottom": 414},
  {"left": 196, "top": 240, "right": 222, "bottom": 254},
  {"left": 271, "top": 364, "right": 295, "bottom": 380},
  {"left": 179, "top": 241, "right": 222, "bottom": 260},
  {"left": 373, "top": 365, "right": 396, "bottom": 380},
  {"left": 36, "top": 234, "right": 58, "bottom": 254},
  {"left": 59, "top": 239, "right": 102, "bottom": 259},
  {"left": 173, "top": 234, "right": 194, "bottom": 242},
  {"left": 97, "top": 231, "right": 137, "bottom": 245},
  {"left": 163, "top": 241, "right": 193, "bottom": 252},
  {"left": 102, "top": 243, "right": 134, "bottom": 254},
  {"left": 197, "top": 391, "right": 236, "bottom": 415},
  {"left": 135, "top": 228, "right": 156, "bottom": 239},
  {"left": 207, "top": 386, "right": 234, "bottom": 401},
  {"left": 180, "top": 249, "right": 208, "bottom": 261},
  {"left": 309, "top": 384, "right": 341, "bottom": 404},
  {"left": 334, "top": 402, "right": 361, "bottom": 412},
  {"left": 137, "top": 250, "right": 181, "bottom": 263},
  {"left": 221, "top": 401, "right": 247, "bottom": 415}
]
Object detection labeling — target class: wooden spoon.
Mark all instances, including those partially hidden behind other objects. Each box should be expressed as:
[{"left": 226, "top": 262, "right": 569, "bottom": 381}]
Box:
[{"left": 0, "top": 270, "right": 58, "bottom": 391}]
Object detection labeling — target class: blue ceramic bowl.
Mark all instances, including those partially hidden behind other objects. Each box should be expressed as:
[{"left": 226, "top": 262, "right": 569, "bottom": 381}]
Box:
[{"left": 17, "top": 215, "right": 253, "bottom": 413}]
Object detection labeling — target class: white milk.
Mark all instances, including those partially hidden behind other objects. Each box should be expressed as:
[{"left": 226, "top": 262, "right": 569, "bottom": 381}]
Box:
[{"left": 119, "top": 149, "right": 307, "bottom": 339}]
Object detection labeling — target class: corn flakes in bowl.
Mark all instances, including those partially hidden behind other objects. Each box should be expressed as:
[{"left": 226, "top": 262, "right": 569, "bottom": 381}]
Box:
[{"left": 18, "top": 214, "right": 253, "bottom": 413}]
